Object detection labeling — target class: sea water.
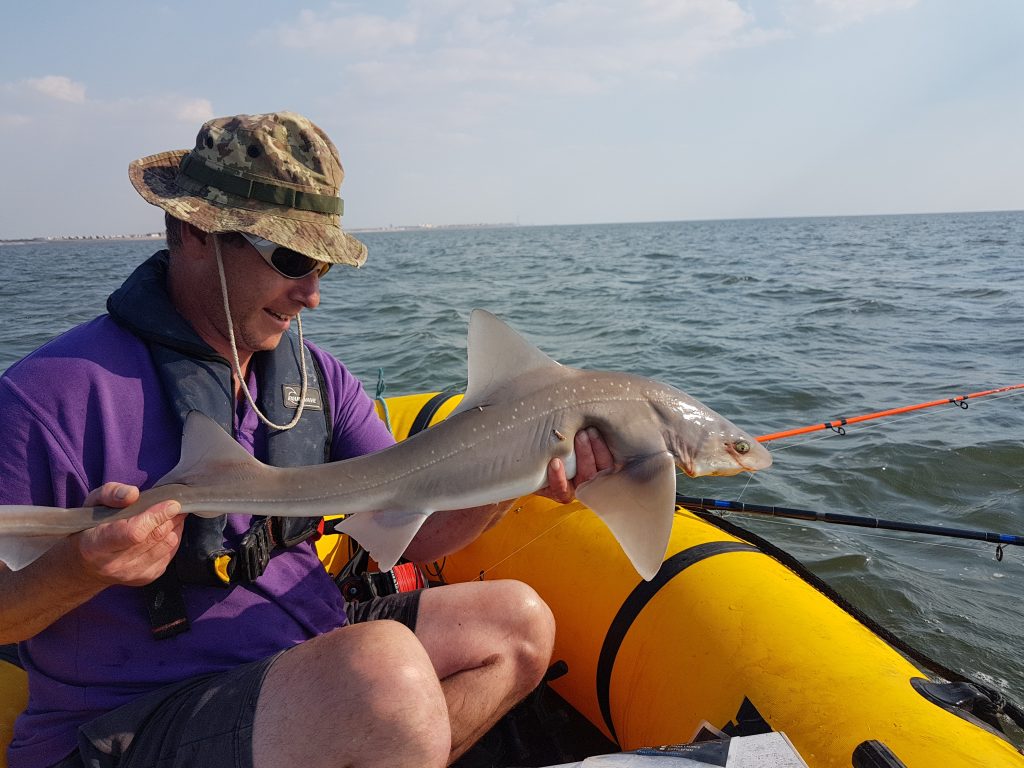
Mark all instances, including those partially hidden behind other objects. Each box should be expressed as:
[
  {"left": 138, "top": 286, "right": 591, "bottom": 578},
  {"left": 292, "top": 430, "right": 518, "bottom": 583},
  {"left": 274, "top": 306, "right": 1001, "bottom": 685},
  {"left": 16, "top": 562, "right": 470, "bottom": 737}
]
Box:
[{"left": 2, "top": 210, "right": 1022, "bottom": 700}]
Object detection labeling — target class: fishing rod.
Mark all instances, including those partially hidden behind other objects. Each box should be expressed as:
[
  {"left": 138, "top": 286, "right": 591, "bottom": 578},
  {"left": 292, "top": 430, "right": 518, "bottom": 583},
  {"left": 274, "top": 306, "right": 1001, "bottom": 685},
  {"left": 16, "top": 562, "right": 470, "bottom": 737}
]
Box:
[
  {"left": 757, "top": 383, "right": 1024, "bottom": 442},
  {"left": 677, "top": 495, "right": 1024, "bottom": 559}
]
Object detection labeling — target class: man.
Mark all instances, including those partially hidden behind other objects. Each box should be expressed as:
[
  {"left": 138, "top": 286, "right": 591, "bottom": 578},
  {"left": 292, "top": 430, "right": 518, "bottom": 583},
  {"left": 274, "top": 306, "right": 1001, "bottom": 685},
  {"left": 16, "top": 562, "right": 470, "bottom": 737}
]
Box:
[{"left": 0, "top": 112, "right": 610, "bottom": 768}]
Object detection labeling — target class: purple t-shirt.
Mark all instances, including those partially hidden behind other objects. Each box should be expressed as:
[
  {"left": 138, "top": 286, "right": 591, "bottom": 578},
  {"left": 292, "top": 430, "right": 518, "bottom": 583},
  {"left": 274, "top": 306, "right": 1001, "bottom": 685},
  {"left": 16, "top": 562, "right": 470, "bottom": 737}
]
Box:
[{"left": 0, "top": 315, "right": 395, "bottom": 768}]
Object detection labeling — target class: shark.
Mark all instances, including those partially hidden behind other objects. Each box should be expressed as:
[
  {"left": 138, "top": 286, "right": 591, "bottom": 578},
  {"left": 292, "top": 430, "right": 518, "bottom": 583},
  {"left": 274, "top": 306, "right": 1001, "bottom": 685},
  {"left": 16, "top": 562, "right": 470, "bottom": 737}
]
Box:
[{"left": 0, "top": 309, "right": 771, "bottom": 580}]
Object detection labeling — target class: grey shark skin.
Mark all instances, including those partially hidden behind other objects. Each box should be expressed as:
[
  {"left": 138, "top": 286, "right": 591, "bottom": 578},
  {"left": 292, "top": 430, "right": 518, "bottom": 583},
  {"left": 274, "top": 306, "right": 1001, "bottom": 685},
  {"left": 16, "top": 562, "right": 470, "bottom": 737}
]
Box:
[{"left": 0, "top": 310, "right": 771, "bottom": 580}]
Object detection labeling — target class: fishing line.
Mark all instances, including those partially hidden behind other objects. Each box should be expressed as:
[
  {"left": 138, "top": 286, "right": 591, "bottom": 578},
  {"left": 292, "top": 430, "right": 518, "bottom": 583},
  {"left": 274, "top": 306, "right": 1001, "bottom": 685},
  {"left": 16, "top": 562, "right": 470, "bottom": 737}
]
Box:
[
  {"left": 734, "top": 471, "right": 757, "bottom": 502},
  {"left": 476, "top": 506, "right": 581, "bottom": 579}
]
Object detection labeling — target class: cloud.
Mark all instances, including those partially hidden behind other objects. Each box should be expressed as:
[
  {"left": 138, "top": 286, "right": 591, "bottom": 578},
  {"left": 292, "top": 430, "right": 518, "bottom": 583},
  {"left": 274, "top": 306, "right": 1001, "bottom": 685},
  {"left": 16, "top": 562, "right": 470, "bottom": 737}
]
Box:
[
  {"left": 25, "top": 75, "right": 86, "bottom": 104},
  {"left": 267, "top": 1, "right": 778, "bottom": 97},
  {"left": 791, "top": 0, "right": 919, "bottom": 32},
  {"left": 274, "top": 9, "right": 418, "bottom": 55},
  {"left": 175, "top": 98, "right": 215, "bottom": 124},
  {"left": 0, "top": 114, "right": 31, "bottom": 127}
]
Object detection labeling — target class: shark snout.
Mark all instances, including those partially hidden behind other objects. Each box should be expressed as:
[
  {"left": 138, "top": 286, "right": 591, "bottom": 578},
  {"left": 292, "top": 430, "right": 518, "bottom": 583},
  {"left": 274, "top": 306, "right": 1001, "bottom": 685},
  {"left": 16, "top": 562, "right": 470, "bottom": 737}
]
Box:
[{"left": 680, "top": 437, "right": 772, "bottom": 478}]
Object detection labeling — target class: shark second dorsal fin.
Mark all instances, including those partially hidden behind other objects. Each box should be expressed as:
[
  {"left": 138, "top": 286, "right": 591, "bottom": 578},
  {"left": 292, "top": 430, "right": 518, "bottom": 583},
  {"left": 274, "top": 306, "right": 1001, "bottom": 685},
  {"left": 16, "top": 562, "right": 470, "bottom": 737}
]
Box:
[
  {"left": 452, "top": 309, "right": 565, "bottom": 415},
  {"left": 157, "top": 411, "right": 264, "bottom": 488}
]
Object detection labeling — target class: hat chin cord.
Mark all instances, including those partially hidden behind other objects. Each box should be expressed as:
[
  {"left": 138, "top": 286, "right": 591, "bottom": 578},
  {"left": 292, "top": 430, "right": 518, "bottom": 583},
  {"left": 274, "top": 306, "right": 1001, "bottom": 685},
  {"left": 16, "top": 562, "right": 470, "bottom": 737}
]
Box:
[{"left": 214, "top": 235, "right": 308, "bottom": 431}]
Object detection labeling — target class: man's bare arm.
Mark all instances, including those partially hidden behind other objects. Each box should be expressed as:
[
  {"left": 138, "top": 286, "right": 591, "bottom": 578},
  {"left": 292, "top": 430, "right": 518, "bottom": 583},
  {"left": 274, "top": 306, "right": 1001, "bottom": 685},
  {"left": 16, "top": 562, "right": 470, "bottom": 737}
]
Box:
[
  {"left": 404, "top": 428, "right": 612, "bottom": 564},
  {"left": 0, "top": 484, "right": 184, "bottom": 643}
]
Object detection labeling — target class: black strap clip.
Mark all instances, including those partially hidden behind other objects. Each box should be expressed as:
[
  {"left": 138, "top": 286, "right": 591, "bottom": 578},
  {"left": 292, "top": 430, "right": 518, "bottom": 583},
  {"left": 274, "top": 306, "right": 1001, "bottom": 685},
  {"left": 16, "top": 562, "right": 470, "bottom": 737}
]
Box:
[{"left": 237, "top": 517, "right": 276, "bottom": 583}]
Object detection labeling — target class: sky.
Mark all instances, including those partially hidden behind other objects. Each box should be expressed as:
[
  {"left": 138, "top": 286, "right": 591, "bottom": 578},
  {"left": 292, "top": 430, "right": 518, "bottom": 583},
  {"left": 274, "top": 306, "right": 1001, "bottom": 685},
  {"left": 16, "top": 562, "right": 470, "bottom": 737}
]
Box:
[{"left": 1, "top": 0, "right": 1021, "bottom": 239}]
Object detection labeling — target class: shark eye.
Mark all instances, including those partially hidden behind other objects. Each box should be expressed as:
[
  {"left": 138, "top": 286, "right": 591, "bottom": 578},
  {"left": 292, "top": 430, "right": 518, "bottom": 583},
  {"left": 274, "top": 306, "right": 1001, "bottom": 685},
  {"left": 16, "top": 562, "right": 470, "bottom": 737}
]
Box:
[{"left": 734, "top": 440, "right": 751, "bottom": 455}]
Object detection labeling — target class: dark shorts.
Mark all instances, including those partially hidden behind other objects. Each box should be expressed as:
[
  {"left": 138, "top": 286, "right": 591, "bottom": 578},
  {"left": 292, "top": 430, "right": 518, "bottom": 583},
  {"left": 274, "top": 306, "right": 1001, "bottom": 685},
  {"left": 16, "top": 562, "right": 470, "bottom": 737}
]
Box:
[{"left": 52, "top": 590, "right": 422, "bottom": 768}]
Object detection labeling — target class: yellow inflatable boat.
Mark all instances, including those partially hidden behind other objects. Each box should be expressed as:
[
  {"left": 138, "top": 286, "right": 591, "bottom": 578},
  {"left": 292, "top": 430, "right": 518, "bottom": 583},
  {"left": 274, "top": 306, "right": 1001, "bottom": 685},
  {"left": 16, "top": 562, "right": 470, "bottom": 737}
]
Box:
[
  {"left": 1, "top": 391, "right": 1022, "bottom": 768},
  {"left": 362, "top": 392, "right": 1024, "bottom": 767}
]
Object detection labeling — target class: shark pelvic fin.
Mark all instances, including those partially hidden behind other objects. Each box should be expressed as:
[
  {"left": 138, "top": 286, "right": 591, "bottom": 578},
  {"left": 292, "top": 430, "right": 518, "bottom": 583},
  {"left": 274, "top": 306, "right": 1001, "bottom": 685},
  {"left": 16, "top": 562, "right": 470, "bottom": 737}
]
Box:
[
  {"left": 0, "top": 531, "right": 70, "bottom": 571},
  {"left": 453, "top": 309, "right": 565, "bottom": 415},
  {"left": 158, "top": 411, "right": 264, "bottom": 488},
  {"left": 332, "top": 509, "right": 431, "bottom": 572},
  {"left": 575, "top": 452, "right": 677, "bottom": 581}
]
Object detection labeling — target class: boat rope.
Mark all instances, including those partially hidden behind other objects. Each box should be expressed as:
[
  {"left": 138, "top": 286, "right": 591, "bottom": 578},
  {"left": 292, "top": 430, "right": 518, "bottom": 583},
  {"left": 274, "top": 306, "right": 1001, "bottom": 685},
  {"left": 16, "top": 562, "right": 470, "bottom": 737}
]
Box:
[
  {"left": 757, "top": 383, "right": 1024, "bottom": 443},
  {"left": 374, "top": 368, "right": 393, "bottom": 434}
]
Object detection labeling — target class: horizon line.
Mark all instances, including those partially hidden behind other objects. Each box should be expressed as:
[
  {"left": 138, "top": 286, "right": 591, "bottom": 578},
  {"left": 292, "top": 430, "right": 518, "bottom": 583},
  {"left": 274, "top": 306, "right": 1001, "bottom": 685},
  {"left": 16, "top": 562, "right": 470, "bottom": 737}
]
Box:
[{"left": 2, "top": 207, "right": 1021, "bottom": 244}]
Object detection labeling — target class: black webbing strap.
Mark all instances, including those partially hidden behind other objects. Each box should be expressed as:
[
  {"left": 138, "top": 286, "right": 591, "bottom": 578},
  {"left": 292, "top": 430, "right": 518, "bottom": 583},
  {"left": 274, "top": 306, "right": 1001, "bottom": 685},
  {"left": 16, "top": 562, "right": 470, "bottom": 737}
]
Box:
[
  {"left": 145, "top": 569, "right": 191, "bottom": 640},
  {"left": 692, "top": 508, "right": 1024, "bottom": 731},
  {"left": 178, "top": 154, "right": 343, "bottom": 215},
  {"left": 595, "top": 541, "right": 759, "bottom": 744},
  {"left": 408, "top": 390, "right": 462, "bottom": 437}
]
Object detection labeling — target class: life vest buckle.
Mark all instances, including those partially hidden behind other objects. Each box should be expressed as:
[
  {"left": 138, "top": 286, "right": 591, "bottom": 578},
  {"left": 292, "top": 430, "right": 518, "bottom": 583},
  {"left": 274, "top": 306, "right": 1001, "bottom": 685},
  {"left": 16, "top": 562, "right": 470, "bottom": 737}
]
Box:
[{"left": 237, "top": 517, "right": 276, "bottom": 583}]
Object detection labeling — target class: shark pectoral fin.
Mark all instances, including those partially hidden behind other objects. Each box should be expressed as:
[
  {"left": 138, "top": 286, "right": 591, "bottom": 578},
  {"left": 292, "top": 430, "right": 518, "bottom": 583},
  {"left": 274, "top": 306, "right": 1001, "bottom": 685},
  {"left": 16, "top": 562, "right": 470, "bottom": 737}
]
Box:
[
  {"left": 0, "top": 534, "right": 67, "bottom": 571},
  {"left": 575, "top": 452, "right": 677, "bottom": 582},
  {"left": 333, "top": 509, "right": 431, "bottom": 572}
]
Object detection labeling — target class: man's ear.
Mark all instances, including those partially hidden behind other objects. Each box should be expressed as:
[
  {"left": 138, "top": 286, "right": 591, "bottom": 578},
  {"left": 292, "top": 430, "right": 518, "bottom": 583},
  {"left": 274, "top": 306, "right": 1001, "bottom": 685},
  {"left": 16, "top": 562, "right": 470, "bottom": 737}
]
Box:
[{"left": 181, "top": 222, "right": 209, "bottom": 247}]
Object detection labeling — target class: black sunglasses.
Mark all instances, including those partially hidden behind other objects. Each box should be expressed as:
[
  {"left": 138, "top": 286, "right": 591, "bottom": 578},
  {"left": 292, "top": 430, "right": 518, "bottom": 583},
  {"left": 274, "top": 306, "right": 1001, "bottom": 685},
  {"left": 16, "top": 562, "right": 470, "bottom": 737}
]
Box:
[{"left": 241, "top": 233, "right": 331, "bottom": 279}]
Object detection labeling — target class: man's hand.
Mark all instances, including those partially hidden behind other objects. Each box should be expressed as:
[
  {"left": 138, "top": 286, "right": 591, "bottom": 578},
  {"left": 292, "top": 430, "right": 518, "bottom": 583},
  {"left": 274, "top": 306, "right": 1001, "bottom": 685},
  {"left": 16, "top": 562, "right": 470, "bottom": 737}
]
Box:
[
  {"left": 74, "top": 483, "right": 185, "bottom": 587},
  {"left": 0, "top": 485, "right": 187, "bottom": 642},
  {"left": 538, "top": 428, "right": 614, "bottom": 503}
]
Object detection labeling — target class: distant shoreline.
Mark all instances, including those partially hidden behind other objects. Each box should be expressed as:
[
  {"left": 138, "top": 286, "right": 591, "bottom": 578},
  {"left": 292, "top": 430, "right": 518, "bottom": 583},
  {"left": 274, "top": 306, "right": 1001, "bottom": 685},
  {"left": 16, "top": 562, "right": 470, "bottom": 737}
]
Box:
[
  {"left": 0, "top": 234, "right": 166, "bottom": 247},
  {"left": 0, "top": 222, "right": 520, "bottom": 246},
  {"left": 4, "top": 209, "right": 1022, "bottom": 245}
]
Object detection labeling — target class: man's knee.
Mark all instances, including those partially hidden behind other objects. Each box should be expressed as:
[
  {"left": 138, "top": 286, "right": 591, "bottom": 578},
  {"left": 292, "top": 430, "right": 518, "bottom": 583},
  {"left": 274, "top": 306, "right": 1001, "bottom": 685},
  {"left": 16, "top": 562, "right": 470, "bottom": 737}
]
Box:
[
  {"left": 492, "top": 581, "right": 556, "bottom": 686},
  {"left": 257, "top": 620, "right": 452, "bottom": 767},
  {"left": 329, "top": 621, "right": 451, "bottom": 747}
]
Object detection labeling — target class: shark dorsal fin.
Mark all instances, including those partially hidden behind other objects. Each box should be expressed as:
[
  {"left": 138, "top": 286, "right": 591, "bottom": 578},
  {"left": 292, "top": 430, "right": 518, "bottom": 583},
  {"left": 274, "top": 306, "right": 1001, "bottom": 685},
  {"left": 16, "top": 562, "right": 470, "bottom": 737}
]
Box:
[
  {"left": 158, "top": 411, "right": 263, "bottom": 487},
  {"left": 452, "top": 309, "right": 564, "bottom": 415}
]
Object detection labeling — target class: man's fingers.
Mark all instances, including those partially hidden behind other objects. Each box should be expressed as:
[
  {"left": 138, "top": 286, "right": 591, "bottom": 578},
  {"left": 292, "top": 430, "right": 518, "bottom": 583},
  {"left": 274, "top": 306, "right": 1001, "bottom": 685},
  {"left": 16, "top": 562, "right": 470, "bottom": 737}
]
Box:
[
  {"left": 586, "top": 427, "right": 613, "bottom": 472},
  {"left": 77, "top": 500, "right": 185, "bottom": 586},
  {"left": 543, "top": 457, "right": 572, "bottom": 503},
  {"left": 538, "top": 429, "right": 611, "bottom": 503},
  {"left": 574, "top": 430, "right": 596, "bottom": 483},
  {"left": 122, "top": 500, "right": 184, "bottom": 547},
  {"left": 83, "top": 482, "right": 140, "bottom": 508}
]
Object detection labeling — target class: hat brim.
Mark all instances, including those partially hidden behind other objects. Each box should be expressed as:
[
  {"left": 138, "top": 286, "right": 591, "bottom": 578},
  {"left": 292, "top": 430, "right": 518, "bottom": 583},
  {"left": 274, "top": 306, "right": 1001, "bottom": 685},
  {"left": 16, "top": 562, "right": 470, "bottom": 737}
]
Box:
[{"left": 129, "top": 150, "right": 367, "bottom": 267}]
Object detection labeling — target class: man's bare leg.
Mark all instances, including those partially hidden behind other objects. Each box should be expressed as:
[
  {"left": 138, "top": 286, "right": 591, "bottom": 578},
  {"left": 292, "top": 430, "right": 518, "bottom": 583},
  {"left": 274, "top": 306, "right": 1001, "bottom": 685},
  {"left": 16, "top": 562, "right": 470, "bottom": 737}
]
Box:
[
  {"left": 253, "top": 619, "right": 452, "bottom": 768},
  {"left": 414, "top": 580, "right": 556, "bottom": 763}
]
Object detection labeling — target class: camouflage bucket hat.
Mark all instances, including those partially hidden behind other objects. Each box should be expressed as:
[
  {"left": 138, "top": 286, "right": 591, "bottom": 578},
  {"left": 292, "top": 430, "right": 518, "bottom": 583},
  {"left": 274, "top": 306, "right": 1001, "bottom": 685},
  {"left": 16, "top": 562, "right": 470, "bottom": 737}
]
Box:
[{"left": 129, "top": 111, "right": 366, "bottom": 267}]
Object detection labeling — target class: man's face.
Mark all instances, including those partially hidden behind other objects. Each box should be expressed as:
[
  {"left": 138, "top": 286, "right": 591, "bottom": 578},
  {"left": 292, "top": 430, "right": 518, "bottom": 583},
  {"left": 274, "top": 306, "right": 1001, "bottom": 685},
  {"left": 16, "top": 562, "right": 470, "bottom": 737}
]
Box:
[{"left": 195, "top": 233, "right": 323, "bottom": 360}]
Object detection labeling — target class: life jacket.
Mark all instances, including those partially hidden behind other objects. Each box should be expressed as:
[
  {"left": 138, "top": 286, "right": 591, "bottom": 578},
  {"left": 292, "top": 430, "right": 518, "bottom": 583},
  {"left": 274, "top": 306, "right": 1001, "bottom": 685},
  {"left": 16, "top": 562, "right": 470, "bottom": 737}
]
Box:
[{"left": 107, "top": 250, "right": 331, "bottom": 636}]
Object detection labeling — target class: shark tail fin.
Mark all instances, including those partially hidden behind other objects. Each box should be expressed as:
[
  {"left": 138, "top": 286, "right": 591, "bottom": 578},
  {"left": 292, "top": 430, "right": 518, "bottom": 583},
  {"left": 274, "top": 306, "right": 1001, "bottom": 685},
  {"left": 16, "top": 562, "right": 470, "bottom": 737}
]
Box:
[
  {"left": 575, "top": 452, "right": 677, "bottom": 581},
  {"left": 332, "top": 509, "right": 431, "bottom": 573}
]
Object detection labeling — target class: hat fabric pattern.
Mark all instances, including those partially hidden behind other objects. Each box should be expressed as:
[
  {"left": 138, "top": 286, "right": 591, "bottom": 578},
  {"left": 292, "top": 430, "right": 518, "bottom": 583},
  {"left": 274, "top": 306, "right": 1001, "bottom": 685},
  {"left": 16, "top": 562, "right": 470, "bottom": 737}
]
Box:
[{"left": 129, "top": 111, "right": 366, "bottom": 266}]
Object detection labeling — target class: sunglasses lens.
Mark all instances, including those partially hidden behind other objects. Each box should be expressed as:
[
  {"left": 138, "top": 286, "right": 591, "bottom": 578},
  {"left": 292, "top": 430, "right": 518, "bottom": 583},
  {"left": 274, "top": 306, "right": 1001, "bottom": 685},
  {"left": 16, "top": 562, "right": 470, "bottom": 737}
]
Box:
[
  {"left": 240, "top": 233, "right": 329, "bottom": 279},
  {"left": 271, "top": 248, "right": 328, "bottom": 279}
]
